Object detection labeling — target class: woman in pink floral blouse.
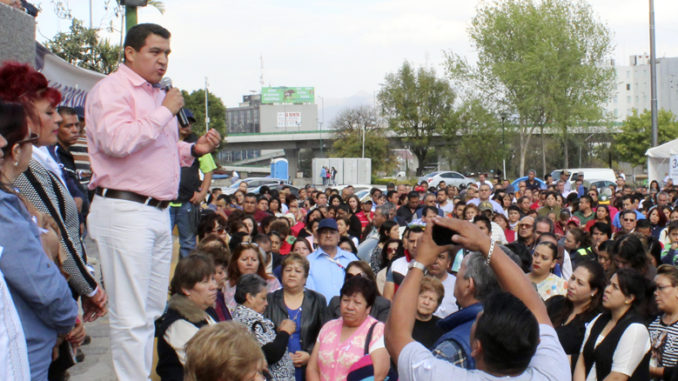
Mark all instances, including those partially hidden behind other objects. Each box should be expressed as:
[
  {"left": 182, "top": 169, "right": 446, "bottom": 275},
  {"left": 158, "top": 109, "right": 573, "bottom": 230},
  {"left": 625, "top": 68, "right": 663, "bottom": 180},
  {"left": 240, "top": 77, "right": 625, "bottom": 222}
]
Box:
[{"left": 306, "top": 275, "right": 390, "bottom": 381}]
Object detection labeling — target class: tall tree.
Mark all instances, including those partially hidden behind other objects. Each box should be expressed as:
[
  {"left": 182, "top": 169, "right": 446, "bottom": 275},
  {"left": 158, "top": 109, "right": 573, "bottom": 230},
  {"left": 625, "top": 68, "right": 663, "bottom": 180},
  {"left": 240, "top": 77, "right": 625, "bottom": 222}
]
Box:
[
  {"left": 45, "top": 18, "right": 121, "bottom": 74},
  {"left": 378, "top": 62, "right": 457, "bottom": 175},
  {"left": 444, "top": 98, "right": 506, "bottom": 175},
  {"left": 614, "top": 109, "right": 678, "bottom": 167},
  {"left": 181, "top": 89, "right": 228, "bottom": 138},
  {"left": 447, "top": 0, "right": 613, "bottom": 176},
  {"left": 329, "top": 106, "right": 395, "bottom": 175}
]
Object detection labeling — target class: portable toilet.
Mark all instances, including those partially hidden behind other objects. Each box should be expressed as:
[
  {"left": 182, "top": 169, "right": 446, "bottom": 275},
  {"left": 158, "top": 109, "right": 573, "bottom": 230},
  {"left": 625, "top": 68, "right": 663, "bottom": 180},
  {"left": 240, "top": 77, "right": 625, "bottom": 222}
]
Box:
[{"left": 271, "top": 158, "right": 289, "bottom": 182}]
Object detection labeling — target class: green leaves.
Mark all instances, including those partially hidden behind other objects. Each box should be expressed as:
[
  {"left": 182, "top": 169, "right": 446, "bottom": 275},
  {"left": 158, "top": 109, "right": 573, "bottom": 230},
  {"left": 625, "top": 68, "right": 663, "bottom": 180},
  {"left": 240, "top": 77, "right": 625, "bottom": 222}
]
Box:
[
  {"left": 615, "top": 109, "right": 678, "bottom": 167},
  {"left": 45, "top": 19, "right": 122, "bottom": 75},
  {"left": 378, "top": 61, "right": 457, "bottom": 175},
  {"left": 181, "top": 89, "right": 228, "bottom": 138}
]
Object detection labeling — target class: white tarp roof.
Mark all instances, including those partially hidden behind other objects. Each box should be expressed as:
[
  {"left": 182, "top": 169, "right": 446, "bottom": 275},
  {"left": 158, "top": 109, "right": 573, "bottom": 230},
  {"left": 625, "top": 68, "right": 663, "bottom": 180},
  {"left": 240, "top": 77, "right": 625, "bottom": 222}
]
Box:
[
  {"left": 646, "top": 138, "right": 678, "bottom": 158},
  {"left": 646, "top": 138, "right": 678, "bottom": 183}
]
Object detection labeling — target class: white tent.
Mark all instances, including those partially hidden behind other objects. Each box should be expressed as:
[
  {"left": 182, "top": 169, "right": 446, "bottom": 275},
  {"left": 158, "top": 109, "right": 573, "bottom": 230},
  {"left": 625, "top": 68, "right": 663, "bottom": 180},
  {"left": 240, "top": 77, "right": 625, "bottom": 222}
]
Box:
[{"left": 646, "top": 138, "right": 678, "bottom": 183}]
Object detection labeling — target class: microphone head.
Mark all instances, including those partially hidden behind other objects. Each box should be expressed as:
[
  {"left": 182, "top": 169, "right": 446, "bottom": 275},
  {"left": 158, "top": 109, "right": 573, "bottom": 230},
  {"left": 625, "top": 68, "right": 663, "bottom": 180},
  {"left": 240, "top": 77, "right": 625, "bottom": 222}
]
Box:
[{"left": 159, "top": 77, "right": 172, "bottom": 90}]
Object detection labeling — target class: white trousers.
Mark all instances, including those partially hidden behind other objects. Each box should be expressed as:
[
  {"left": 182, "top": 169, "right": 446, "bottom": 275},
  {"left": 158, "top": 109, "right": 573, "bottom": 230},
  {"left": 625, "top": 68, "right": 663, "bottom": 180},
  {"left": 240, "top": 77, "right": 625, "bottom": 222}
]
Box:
[{"left": 88, "top": 195, "right": 172, "bottom": 380}]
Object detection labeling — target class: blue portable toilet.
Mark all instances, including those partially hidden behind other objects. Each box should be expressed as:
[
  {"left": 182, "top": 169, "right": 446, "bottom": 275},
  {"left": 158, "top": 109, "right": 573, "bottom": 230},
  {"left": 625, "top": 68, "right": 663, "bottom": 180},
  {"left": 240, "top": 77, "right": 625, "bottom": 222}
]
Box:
[{"left": 271, "top": 158, "right": 289, "bottom": 182}]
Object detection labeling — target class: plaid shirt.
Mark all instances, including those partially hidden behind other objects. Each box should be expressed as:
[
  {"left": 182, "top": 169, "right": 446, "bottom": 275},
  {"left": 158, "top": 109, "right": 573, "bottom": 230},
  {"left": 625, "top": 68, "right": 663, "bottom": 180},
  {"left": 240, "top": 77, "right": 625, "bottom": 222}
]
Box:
[{"left": 433, "top": 339, "right": 470, "bottom": 368}]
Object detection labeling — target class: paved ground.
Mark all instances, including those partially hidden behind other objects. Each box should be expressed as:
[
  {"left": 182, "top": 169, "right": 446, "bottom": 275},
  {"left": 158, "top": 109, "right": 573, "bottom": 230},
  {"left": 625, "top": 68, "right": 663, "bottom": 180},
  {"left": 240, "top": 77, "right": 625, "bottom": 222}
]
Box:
[{"left": 69, "top": 235, "right": 180, "bottom": 381}]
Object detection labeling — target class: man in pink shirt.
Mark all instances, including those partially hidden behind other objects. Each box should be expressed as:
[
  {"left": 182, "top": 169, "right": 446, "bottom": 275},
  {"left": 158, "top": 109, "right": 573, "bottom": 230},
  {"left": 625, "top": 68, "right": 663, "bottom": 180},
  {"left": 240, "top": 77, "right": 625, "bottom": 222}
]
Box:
[{"left": 85, "top": 23, "right": 220, "bottom": 380}]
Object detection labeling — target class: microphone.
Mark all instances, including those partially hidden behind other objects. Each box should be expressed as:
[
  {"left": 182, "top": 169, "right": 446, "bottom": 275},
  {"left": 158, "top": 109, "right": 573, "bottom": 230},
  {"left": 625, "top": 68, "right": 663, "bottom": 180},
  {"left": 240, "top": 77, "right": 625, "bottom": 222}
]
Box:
[{"left": 159, "top": 77, "right": 190, "bottom": 128}]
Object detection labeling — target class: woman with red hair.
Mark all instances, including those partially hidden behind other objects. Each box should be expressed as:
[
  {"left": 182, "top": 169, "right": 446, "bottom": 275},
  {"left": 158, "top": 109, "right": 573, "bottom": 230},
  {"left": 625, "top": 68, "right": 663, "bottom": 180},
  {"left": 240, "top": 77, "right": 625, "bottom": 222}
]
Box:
[{"left": 0, "top": 62, "right": 108, "bottom": 371}]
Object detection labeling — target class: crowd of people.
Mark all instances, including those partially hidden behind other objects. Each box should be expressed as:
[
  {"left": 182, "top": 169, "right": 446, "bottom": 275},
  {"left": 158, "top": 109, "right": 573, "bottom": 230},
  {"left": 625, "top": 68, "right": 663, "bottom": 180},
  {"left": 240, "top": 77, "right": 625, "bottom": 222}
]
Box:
[{"left": 3, "top": 19, "right": 678, "bottom": 381}]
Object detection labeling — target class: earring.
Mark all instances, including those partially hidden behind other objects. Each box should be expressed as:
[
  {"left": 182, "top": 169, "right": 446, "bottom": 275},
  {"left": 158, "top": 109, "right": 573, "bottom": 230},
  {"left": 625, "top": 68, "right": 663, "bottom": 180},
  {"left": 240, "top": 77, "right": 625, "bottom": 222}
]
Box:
[{"left": 14, "top": 161, "right": 18, "bottom": 167}]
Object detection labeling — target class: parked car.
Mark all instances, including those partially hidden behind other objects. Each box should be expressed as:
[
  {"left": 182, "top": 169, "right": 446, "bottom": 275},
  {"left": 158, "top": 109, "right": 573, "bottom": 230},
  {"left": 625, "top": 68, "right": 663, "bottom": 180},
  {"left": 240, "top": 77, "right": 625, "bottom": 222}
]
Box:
[
  {"left": 222, "top": 177, "right": 286, "bottom": 195},
  {"left": 550, "top": 168, "right": 616, "bottom": 185},
  {"left": 418, "top": 171, "right": 473, "bottom": 188}
]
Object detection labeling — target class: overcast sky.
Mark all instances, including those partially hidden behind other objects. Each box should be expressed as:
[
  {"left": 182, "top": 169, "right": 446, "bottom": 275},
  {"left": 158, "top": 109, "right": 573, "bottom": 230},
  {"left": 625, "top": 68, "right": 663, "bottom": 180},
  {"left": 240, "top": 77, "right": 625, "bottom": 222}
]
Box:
[{"left": 35, "top": 0, "right": 678, "bottom": 113}]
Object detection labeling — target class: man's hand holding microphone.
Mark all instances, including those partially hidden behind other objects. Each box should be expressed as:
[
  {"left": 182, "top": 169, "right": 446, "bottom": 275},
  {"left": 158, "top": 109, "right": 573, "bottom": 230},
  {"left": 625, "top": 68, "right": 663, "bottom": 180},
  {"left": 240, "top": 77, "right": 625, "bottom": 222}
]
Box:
[{"left": 161, "top": 77, "right": 221, "bottom": 155}]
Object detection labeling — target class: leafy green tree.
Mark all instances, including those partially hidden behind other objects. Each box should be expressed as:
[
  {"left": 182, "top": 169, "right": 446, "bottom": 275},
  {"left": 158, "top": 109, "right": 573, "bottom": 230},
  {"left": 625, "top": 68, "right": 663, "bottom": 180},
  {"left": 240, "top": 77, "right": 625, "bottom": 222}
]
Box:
[
  {"left": 447, "top": 0, "right": 613, "bottom": 176},
  {"left": 45, "top": 19, "right": 121, "bottom": 74},
  {"left": 378, "top": 62, "right": 457, "bottom": 175},
  {"left": 444, "top": 98, "right": 505, "bottom": 174},
  {"left": 329, "top": 106, "right": 395, "bottom": 175},
  {"left": 615, "top": 109, "right": 678, "bottom": 167},
  {"left": 181, "top": 89, "right": 228, "bottom": 138}
]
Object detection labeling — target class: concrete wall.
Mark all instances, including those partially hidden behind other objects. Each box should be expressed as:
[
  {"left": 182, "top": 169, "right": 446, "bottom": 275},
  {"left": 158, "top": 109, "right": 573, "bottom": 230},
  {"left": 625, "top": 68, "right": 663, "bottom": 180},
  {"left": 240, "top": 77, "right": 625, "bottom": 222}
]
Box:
[
  {"left": 0, "top": 4, "right": 35, "bottom": 66},
  {"left": 260, "top": 103, "right": 318, "bottom": 133},
  {"left": 312, "top": 158, "right": 371, "bottom": 185}
]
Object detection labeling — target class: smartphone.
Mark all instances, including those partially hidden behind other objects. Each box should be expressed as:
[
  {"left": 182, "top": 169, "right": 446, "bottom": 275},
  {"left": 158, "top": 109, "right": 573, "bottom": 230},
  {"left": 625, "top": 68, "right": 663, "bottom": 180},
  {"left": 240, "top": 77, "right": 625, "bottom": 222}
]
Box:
[{"left": 432, "top": 224, "right": 458, "bottom": 246}]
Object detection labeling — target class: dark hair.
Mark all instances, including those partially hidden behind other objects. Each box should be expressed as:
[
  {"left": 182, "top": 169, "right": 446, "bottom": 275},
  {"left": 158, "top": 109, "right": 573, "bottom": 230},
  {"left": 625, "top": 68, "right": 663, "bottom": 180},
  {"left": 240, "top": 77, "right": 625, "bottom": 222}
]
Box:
[
  {"left": 574, "top": 260, "right": 606, "bottom": 313},
  {"left": 291, "top": 238, "right": 313, "bottom": 254},
  {"left": 197, "top": 213, "right": 227, "bottom": 240},
  {"left": 591, "top": 222, "right": 612, "bottom": 240},
  {"left": 381, "top": 238, "right": 404, "bottom": 268},
  {"left": 420, "top": 205, "right": 439, "bottom": 219},
  {"left": 534, "top": 241, "right": 558, "bottom": 262},
  {"left": 614, "top": 234, "right": 649, "bottom": 273},
  {"left": 378, "top": 220, "right": 398, "bottom": 243},
  {"left": 123, "top": 23, "right": 171, "bottom": 53},
  {"left": 636, "top": 219, "right": 651, "bottom": 230},
  {"left": 476, "top": 292, "right": 539, "bottom": 374},
  {"left": 170, "top": 254, "right": 215, "bottom": 295},
  {"left": 269, "top": 220, "right": 290, "bottom": 237},
  {"left": 567, "top": 227, "right": 589, "bottom": 249},
  {"left": 667, "top": 220, "right": 678, "bottom": 234},
  {"left": 345, "top": 260, "right": 377, "bottom": 283},
  {"left": 0, "top": 62, "right": 61, "bottom": 123},
  {"left": 534, "top": 216, "right": 554, "bottom": 234},
  {"left": 338, "top": 236, "right": 357, "bottom": 254},
  {"left": 614, "top": 268, "right": 651, "bottom": 318},
  {"left": 505, "top": 241, "right": 532, "bottom": 273},
  {"left": 473, "top": 215, "right": 492, "bottom": 232},
  {"left": 407, "top": 191, "right": 419, "bottom": 199},
  {"left": 340, "top": 275, "right": 376, "bottom": 308},
  {"left": 0, "top": 102, "right": 29, "bottom": 157},
  {"left": 234, "top": 274, "right": 267, "bottom": 305}
]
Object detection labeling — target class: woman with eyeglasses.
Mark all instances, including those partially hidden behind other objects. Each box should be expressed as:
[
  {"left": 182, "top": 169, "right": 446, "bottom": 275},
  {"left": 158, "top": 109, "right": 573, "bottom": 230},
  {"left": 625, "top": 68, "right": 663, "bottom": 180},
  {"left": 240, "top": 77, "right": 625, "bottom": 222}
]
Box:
[
  {"left": 573, "top": 269, "right": 651, "bottom": 381},
  {"left": 376, "top": 239, "right": 403, "bottom": 294},
  {"left": 265, "top": 254, "right": 330, "bottom": 381},
  {"left": 0, "top": 101, "right": 80, "bottom": 380},
  {"left": 528, "top": 241, "right": 568, "bottom": 301},
  {"left": 0, "top": 62, "right": 106, "bottom": 322},
  {"left": 222, "top": 243, "right": 281, "bottom": 313},
  {"left": 649, "top": 264, "right": 678, "bottom": 379},
  {"left": 369, "top": 220, "right": 401, "bottom": 274}
]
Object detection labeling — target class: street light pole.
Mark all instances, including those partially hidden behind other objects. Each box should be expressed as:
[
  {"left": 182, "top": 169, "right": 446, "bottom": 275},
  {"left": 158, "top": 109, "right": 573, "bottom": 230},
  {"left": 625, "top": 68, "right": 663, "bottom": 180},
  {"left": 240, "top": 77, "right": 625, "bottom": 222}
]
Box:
[
  {"left": 361, "top": 124, "right": 366, "bottom": 158},
  {"left": 501, "top": 113, "right": 507, "bottom": 180},
  {"left": 650, "top": 0, "right": 658, "bottom": 147}
]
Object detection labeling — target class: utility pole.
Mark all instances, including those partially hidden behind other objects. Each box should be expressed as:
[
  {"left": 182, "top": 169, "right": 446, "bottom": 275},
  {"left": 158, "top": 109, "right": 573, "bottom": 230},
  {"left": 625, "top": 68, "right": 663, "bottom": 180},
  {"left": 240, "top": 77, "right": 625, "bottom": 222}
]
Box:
[
  {"left": 204, "top": 77, "right": 210, "bottom": 133},
  {"left": 650, "top": 0, "right": 658, "bottom": 147}
]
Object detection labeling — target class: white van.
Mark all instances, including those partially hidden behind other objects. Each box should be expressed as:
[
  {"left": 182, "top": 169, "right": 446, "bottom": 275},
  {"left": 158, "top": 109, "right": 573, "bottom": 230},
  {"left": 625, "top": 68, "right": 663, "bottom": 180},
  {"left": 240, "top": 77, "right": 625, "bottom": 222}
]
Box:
[{"left": 551, "top": 168, "right": 616, "bottom": 185}]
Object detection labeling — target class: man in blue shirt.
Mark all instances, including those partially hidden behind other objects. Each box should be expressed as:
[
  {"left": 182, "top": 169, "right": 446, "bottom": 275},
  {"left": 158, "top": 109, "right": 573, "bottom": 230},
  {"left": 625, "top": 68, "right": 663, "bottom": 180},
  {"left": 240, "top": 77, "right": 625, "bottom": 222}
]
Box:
[
  {"left": 611, "top": 194, "right": 645, "bottom": 229},
  {"left": 305, "top": 218, "right": 358, "bottom": 303}
]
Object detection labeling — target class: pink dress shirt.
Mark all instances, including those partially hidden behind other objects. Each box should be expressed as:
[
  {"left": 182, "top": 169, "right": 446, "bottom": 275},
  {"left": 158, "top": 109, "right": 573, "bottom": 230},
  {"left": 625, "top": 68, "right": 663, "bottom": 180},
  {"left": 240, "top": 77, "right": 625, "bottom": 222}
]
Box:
[{"left": 85, "top": 64, "right": 194, "bottom": 200}]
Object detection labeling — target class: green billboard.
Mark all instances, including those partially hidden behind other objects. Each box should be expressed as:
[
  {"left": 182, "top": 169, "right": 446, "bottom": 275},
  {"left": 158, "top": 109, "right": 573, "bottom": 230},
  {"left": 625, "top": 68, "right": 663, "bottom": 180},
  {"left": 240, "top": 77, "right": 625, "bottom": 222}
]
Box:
[{"left": 261, "top": 87, "right": 315, "bottom": 104}]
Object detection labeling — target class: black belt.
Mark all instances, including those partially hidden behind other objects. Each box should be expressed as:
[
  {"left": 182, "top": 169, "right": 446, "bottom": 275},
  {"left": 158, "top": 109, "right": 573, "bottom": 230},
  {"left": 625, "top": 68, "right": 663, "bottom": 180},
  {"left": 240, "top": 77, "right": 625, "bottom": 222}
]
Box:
[{"left": 95, "top": 187, "right": 170, "bottom": 209}]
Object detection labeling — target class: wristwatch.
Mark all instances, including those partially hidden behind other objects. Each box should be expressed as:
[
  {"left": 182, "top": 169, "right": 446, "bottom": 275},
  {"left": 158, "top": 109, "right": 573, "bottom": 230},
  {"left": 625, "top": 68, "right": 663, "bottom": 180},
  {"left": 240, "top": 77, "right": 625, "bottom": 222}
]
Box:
[{"left": 408, "top": 260, "right": 426, "bottom": 272}]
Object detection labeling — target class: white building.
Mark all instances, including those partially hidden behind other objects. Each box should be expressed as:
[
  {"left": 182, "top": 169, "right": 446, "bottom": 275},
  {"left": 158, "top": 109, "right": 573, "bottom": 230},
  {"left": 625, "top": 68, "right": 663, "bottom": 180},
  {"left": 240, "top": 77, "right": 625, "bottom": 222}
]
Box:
[{"left": 606, "top": 55, "right": 678, "bottom": 121}]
